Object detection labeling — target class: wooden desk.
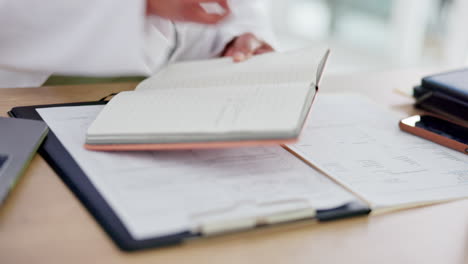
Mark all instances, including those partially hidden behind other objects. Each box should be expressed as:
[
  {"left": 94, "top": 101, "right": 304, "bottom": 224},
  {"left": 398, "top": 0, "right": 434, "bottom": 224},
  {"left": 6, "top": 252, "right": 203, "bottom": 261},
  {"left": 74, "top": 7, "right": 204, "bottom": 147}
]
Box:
[{"left": 0, "top": 71, "right": 467, "bottom": 264}]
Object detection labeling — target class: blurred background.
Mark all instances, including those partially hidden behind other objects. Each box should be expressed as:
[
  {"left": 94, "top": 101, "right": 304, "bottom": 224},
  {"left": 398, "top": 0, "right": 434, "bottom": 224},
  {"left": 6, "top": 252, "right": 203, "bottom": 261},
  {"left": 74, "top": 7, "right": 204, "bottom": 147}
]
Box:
[{"left": 266, "top": 0, "right": 468, "bottom": 74}]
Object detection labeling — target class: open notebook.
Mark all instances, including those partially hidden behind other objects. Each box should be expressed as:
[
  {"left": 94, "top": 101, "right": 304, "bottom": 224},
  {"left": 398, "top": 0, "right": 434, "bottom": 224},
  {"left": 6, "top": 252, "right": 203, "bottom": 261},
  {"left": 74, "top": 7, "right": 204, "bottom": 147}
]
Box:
[
  {"left": 85, "top": 48, "right": 330, "bottom": 151},
  {"left": 25, "top": 94, "right": 468, "bottom": 250}
]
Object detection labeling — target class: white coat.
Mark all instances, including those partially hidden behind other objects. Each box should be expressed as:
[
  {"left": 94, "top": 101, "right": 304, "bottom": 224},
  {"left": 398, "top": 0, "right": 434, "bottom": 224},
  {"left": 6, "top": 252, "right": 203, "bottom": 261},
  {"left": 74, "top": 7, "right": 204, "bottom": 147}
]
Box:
[{"left": 0, "top": 0, "right": 273, "bottom": 88}]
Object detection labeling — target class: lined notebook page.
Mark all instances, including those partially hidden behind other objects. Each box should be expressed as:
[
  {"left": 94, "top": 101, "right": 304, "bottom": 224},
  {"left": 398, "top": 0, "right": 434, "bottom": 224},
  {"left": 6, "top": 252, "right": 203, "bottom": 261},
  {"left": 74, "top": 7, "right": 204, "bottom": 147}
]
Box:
[
  {"left": 38, "top": 105, "right": 357, "bottom": 240},
  {"left": 136, "top": 47, "right": 325, "bottom": 91},
  {"left": 87, "top": 82, "right": 314, "bottom": 143}
]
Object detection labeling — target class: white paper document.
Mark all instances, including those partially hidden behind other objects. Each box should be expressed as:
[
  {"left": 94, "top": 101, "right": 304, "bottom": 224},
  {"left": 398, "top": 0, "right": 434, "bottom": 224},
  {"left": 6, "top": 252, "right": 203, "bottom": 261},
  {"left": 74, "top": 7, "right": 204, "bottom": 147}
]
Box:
[
  {"left": 37, "top": 105, "right": 356, "bottom": 240},
  {"left": 288, "top": 94, "right": 468, "bottom": 210}
]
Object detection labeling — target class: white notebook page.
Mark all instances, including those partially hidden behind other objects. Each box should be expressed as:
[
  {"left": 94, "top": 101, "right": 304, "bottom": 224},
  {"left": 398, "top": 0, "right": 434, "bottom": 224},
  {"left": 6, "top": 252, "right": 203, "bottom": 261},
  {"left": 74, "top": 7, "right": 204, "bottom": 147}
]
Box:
[
  {"left": 136, "top": 47, "right": 325, "bottom": 91},
  {"left": 288, "top": 94, "right": 468, "bottom": 210},
  {"left": 87, "top": 83, "right": 312, "bottom": 141},
  {"left": 38, "top": 105, "right": 356, "bottom": 240}
]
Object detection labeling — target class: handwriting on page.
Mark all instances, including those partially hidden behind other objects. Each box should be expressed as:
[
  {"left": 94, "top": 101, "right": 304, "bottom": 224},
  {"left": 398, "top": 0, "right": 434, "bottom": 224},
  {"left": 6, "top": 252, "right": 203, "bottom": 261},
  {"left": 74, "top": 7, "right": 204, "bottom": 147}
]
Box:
[
  {"left": 288, "top": 94, "right": 468, "bottom": 209},
  {"left": 38, "top": 105, "right": 355, "bottom": 240}
]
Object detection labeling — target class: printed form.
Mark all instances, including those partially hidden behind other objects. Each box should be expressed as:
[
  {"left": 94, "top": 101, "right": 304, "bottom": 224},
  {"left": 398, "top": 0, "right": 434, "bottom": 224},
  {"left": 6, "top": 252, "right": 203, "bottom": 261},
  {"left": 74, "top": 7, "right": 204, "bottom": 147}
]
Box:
[
  {"left": 37, "top": 105, "right": 356, "bottom": 240},
  {"left": 288, "top": 94, "right": 468, "bottom": 211}
]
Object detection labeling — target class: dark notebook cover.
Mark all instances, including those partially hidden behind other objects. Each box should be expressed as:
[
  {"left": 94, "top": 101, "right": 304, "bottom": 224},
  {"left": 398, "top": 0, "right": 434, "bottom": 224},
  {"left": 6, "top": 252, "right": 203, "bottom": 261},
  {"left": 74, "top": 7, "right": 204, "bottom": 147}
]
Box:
[
  {"left": 421, "top": 68, "right": 468, "bottom": 102},
  {"left": 414, "top": 69, "right": 468, "bottom": 122}
]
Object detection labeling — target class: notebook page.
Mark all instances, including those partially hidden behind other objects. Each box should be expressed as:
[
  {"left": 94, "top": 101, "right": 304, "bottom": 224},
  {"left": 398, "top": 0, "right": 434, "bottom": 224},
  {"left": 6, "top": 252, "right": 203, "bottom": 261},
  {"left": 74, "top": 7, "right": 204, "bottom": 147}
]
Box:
[
  {"left": 87, "top": 83, "right": 314, "bottom": 143},
  {"left": 136, "top": 47, "right": 326, "bottom": 91},
  {"left": 287, "top": 94, "right": 468, "bottom": 210},
  {"left": 38, "top": 105, "right": 356, "bottom": 240}
]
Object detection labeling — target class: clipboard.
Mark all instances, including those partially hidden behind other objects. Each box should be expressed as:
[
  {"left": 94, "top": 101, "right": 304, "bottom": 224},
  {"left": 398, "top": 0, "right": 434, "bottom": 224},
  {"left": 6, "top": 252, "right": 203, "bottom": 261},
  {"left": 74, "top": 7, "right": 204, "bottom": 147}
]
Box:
[{"left": 8, "top": 100, "right": 370, "bottom": 251}]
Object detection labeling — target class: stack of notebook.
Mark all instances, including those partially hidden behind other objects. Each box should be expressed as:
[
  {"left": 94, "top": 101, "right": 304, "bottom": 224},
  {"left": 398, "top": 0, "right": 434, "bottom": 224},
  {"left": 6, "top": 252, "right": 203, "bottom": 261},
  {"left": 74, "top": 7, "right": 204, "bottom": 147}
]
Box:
[{"left": 414, "top": 68, "right": 468, "bottom": 122}]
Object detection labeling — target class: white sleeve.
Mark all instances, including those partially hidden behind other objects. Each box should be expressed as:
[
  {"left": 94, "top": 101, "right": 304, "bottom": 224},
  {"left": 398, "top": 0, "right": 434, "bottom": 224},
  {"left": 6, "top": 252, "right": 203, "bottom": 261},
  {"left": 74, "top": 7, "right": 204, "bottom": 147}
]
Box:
[
  {"left": 170, "top": 0, "right": 275, "bottom": 62},
  {"left": 0, "top": 0, "right": 164, "bottom": 77}
]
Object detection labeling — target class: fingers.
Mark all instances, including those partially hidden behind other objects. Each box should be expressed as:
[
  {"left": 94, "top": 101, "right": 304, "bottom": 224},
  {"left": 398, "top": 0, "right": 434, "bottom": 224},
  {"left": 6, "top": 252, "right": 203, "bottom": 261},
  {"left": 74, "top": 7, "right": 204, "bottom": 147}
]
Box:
[
  {"left": 182, "top": 3, "right": 230, "bottom": 24},
  {"left": 199, "top": 0, "right": 229, "bottom": 15},
  {"left": 223, "top": 46, "right": 235, "bottom": 57},
  {"left": 253, "top": 43, "right": 274, "bottom": 55},
  {"left": 222, "top": 33, "right": 275, "bottom": 62},
  {"left": 214, "top": 0, "right": 230, "bottom": 10},
  {"left": 231, "top": 33, "right": 260, "bottom": 62}
]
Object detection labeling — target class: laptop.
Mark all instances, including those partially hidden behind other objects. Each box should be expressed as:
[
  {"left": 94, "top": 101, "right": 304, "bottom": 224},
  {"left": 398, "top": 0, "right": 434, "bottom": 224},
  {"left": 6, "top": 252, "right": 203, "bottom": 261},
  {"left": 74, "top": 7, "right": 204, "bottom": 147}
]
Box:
[{"left": 0, "top": 117, "right": 48, "bottom": 205}]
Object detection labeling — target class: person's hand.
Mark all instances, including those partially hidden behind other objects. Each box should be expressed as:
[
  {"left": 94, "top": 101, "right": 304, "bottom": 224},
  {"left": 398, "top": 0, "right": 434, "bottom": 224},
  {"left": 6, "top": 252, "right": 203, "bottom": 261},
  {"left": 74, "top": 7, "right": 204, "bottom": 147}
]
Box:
[
  {"left": 147, "top": 0, "right": 230, "bottom": 24},
  {"left": 222, "top": 33, "right": 274, "bottom": 62}
]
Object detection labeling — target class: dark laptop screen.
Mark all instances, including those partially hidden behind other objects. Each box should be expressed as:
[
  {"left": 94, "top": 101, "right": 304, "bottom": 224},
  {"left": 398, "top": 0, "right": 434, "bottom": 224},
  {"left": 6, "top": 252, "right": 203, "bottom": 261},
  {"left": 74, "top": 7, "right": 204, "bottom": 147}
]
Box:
[{"left": 0, "top": 155, "right": 8, "bottom": 171}]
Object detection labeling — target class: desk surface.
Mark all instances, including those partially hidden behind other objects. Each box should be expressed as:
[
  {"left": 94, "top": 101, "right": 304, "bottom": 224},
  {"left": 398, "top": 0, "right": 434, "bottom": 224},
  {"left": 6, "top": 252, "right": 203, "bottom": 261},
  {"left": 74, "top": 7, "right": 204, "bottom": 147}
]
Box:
[{"left": 0, "top": 70, "right": 467, "bottom": 264}]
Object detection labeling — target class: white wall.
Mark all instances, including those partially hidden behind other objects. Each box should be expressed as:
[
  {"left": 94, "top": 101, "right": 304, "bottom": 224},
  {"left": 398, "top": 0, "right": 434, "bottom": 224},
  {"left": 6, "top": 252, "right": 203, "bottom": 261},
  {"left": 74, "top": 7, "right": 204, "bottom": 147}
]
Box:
[{"left": 267, "top": 0, "right": 468, "bottom": 73}]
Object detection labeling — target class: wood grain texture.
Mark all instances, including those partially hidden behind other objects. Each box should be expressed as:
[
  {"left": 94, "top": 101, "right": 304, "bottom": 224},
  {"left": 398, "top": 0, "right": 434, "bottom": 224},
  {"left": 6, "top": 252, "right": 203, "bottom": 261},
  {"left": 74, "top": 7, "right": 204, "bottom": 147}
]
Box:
[{"left": 0, "top": 73, "right": 467, "bottom": 264}]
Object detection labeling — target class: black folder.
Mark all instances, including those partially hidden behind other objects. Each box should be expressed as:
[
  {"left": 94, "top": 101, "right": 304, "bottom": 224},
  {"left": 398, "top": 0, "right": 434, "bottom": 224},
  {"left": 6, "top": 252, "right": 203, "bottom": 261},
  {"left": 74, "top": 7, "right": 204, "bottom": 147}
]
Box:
[
  {"left": 414, "top": 68, "right": 468, "bottom": 122},
  {"left": 8, "top": 100, "right": 370, "bottom": 252}
]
